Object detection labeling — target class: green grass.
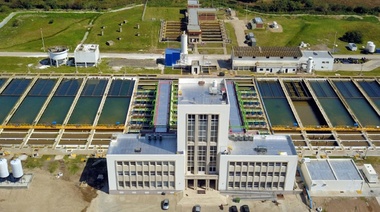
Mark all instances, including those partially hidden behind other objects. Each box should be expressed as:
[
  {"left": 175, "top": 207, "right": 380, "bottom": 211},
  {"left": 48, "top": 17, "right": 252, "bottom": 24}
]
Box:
[
  {"left": 244, "top": 14, "right": 380, "bottom": 55},
  {"left": 315, "top": 68, "right": 380, "bottom": 77},
  {"left": 0, "top": 13, "right": 98, "bottom": 51},
  {"left": 85, "top": 6, "right": 183, "bottom": 53}
]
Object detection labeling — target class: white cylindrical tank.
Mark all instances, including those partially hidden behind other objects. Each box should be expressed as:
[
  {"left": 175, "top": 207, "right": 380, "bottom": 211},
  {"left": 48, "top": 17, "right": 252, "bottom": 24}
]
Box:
[
  {"left": 366, "top": 41, "right": 376, "bottom": 53},
  {"left": 306, "top": 57, "right": 314, "bottom": 73},
  {"left": 10, "top": 158, "right": 23, "bottom": 178},
  {"left": 48, "top": 46, "right": 69, "bottom": 61},
  {"left": 181, "top": 31, "right": 188, "bottom": 55},
  {"left": 0, "top": 158, "right": 9, "bottom": 178},
  {"left": 212, "top": 80, "right": 218, "bottom": 88}
]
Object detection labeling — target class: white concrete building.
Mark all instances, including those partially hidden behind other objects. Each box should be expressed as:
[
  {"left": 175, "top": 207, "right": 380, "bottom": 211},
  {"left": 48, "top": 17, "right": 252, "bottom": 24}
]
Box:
[
  {"left": 107, "top": 78, "right": 298, "bottom": 193},
  {"left": 74, "top": 44, "right": 100, "bottom": 67},
  {"left": 301, "top": 51, "right": 334, "bottom": 71},
  {"left": 219, "top": 135, "right": 298, "bottom": 191},
  {"left": 106, "top": 134, "right": 185, "bottom": 194},
  {"left": 231, "top": 46, "right": 302, "bottom": 73},
  {"left": 300, "top": 158, "right": 364, "bottom": 192}
]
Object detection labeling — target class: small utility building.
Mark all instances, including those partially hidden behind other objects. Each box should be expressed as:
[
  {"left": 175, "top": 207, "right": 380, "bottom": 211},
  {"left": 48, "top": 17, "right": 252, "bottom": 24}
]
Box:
[
  {"left": 301, "top": 51, "right": 334, "bottom": 71},
  {"left": 301, "top": 159, "right": 364, "bottom": 192},
  {"left": 74, "top": 44, "right": 100, "bottom": 67}
]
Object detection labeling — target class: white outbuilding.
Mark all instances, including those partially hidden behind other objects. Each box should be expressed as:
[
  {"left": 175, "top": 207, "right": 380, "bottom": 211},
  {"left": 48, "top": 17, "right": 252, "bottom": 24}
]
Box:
[
  {"left": 348, "top": 43, "right": 357, "bottom": 51},
  {"left": 74, "top": 44, "right": 100, "bottom": 67},
  {"left": 301, "top": 51, "right": 334, "bottom": 71},
  {"left": 301, "top": 158, "right": 364, "bottom": 192},
  {"left": 362, "top": 164, "right": 378, "bottom": 183}
]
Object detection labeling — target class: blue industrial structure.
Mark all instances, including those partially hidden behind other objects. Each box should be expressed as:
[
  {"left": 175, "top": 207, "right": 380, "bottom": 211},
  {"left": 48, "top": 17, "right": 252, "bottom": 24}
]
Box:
[{"left": 165, "top": 48, "right": 181, "bottom": 67}]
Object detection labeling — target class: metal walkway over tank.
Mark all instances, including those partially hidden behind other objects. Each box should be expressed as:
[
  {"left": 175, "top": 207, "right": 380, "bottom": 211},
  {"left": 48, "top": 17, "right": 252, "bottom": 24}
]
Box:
[
  {"left": 153, "top": 80, "right": 172, "bottom": 133},
  {"left": 226, "top": 80, "right": 244, "bottom": 133}
]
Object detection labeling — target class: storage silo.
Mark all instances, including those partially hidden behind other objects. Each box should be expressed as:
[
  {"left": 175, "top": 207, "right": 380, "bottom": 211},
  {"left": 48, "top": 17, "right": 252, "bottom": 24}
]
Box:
[
  {"left": 0, "top": 158, "right": 9, "bottom": 178},
  {"left": 366, "top": 41, "right": 376, "bottom": 53},
  {"left": 10, "top": 158, "right": 23, "bottom": 178},
  {"left": 306, "top": 57, "right": 314, "bottom": 73},
  {"left": 181, "top": 31, "right": 188, "bottom": 55}
]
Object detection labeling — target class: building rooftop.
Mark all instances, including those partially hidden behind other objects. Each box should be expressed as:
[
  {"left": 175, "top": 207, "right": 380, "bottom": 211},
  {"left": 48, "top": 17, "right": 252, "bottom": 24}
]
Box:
[
  {"left": 107, "top": 134, "right": 177, "bottom": 155},
  {"left": 74, "top": 44, "right": 99, "bottom": 52},
  {"left": 254, "top": 17, "right": 263, "bottom": 24},
  {"left": 305, "top": 159, "right": 363, "bottom": 181},
  {"left": 178, "top": 78, "right": 228, "bottom": 105},
  {"left": 233, "top": 46, "right": 302, "bottom": 58},
  {"left": 187, "top": 8, "right": 216, "bottom": 32},
  {"left": 302, "top": 50, "right": 333, "bottom": 59},
  {"left": 226, "top": 135, "right": 297, "bottom": 156},
  {"left": 188, "top": 0, "right": 199, "bottom": 6}
]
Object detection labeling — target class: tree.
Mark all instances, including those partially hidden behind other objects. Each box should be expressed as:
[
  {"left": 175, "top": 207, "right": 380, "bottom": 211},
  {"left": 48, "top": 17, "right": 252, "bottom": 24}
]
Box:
[{"left": 340, "top": 30, "right": 363, "bottom": 44}]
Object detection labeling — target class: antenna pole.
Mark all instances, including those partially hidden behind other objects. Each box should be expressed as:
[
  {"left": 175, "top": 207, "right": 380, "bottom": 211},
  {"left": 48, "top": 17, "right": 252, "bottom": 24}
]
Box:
[{"left": 41, "top": 28, "right": 46, "bottom": 52}]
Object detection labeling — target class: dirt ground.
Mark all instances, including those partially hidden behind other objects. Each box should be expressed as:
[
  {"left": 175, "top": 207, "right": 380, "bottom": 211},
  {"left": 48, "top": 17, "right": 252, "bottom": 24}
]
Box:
[
  {"left": 0, "top": 168, "right": 92, "bottom": 212},
  {"left": 313, "top": 197, "right": 380, "bottom": 212}
]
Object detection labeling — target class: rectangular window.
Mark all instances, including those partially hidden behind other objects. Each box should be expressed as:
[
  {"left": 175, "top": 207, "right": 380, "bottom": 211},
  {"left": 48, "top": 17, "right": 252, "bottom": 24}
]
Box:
[
  {"left": 151, "top": 182, "right": 156, "bottom": 187},
  {"left": 117, "top": 161, "right": 122, "bottom": 166},
  {"left": 138, "top": 181, "right": 143, "bottom": 187},
  {"left": 157, "top": 182, "right": 162, "bottom": 188},
  {"left": 150, "top": 171, "right": 156, "bottom": 176},
  {"left": 164, "top": 181, "right": 169, "bottom": 188},
  {"left": 210, "top": 115, "right": 218, "bottom": 142},
  {"left": 130, "top": 162, "right": 136, "bottom": 166},
  {"left": 198, "top": 115, "right": 208, "bottom": 142},
  {"left": 187, "top": 115, "right": 195, "bottom": 142},
  {"left": 118, "top": 171, "right": 123, "bottom": 176},
  {"left": 118, "top": 181, "right": 124, "bottom": 187},
  {"left": 131, "top": 171, "right": 136, "bottom": 176},
  {"left": 170, "top": 171, "right": 175, "bottom": 176},
  {"left": 157, "top": 171, "right": 162, "bottom": 176},
  {"left": 198, "top": 146, "right": 206, "bottom": 172},
  {"left": 187, "top": 146, "right": 194, "bottom": 174},
  {"left": 137, "top": 161, "right": 142, "bottom": 166},
  {"left": 241, "top": 182, "right": 246, "bottom": 188},
  {"left": 124, "top": 171, "right": 129, "bottom": 176},
  {"left": 125, "top": 181, "right": 130, "bottom": 187},
  {"left": 132, "top": 182, "right": 136, "bottom": 187},
  {"left": 235, "top": 182, "right": 240, "bottom": 187},
  {"left": 163, "top": 171, "right": 168, "bottom": 176},
  {"left": 248, "top": 182, "right": 253, "bottom": 188},
  {"left": 143, "top": 161, "right": 149, "bottom": 166},
  {"left": 229, "top": 182, "right": 233, "bottom": 188},
  {"left": 144, "top": 182, "right": 149, "bottom": 187},
  {"left": 137, "top": 171, "right": 142, "bottom": 176},
  {"left": 170, "top": 181, "right": 175, "bottom": 187},
  {"left": 229, "top": 172, "right": 234, "bottom": 176},
  {"left": 144, "top": 171, "right": 149, "bottom": 176}
]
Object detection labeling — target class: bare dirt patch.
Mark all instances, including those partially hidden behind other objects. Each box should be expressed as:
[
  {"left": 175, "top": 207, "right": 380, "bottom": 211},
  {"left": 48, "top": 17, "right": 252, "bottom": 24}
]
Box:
[{"left": 313, "top": 197, "right": 380, "bottom": 212}]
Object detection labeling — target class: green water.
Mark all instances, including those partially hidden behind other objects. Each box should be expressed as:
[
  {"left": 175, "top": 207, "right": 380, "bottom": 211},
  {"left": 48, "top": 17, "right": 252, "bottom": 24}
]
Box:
[
  {"left": 294, "top": 101, "right": 326, "bottom": 126},
  {"left": 262, "top": 98, "right": 297, "bottom": 126},
  {"left": 98, "top": 98, "right": 131, "bottom": 125},
  {"left": 68, "top": 97, "right": 102, "bottom": 124},
  {"left": 318, "top": 99, "right": 354, "bottom": 126},
  {"left": 39, "top": 97, "right": 75, "bottom": 124},
  {"left": 0, "top": 96, "right": 20, "bottom": 123},
  {"left": 9, "top": 97, "right": 46, "bottom": 124},
  {"left": 346, "top": 99, "right": 380, "bottom": 126}
]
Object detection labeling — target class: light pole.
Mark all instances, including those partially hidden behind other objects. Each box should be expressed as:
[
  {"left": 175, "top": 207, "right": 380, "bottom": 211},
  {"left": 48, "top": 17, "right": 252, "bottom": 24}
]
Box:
[{"left": 332, "top": 31, "right": 337, "bottom": 53}]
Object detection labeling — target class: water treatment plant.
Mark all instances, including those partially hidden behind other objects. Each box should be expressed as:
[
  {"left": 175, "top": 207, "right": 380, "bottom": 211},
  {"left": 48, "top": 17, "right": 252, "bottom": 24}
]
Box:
[{"left": 0, "top": 75, "right": 378, "bottom": 157}]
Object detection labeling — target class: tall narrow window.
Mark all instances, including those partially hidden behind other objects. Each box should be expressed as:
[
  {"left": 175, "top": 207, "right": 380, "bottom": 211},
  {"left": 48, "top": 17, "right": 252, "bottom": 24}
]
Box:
[
  {"left": 187, "top": 115, "right": 195, "bottom": 142},
  {"left": 210, "top": 115, "right": 218, "bottom": 142},
  {"left": 187, "top": 146, "right": 194, "bottom": 173},
  {"left": 198, "top": 146, "right": 206, "bottom": 172},
  {"left": 198, "top": 115, "right": 208, "bottom": 142}
]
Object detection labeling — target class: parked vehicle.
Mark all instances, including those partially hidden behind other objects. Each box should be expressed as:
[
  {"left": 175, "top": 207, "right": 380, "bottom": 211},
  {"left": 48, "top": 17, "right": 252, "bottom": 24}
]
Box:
[
  {"left": 229, "top": 205, "right": 238, "bottom": 212},
  {"left": 193, "top": 204, "right": 201, "bottom": 212},
  {"left": 161, "top": 199, "right": 169, "bottom": 210},
  {"left": 240, "top": 205, "right": 250, "bottom": 212}
]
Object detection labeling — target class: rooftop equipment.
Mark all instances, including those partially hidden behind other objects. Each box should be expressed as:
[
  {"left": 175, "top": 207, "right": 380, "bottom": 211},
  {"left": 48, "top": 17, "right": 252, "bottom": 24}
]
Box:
[{"left": 363, "top": 164, "right": 378, "bottom": 183}]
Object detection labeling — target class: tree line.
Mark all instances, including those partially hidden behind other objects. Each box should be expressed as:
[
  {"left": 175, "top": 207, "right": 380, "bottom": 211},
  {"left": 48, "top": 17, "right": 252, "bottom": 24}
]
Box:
[
  {"left": 241, "top": 0, "right": 380, "bottom": 15},
  {"left": 0, "top": 0, "right": 144, "bottom": 12}
]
